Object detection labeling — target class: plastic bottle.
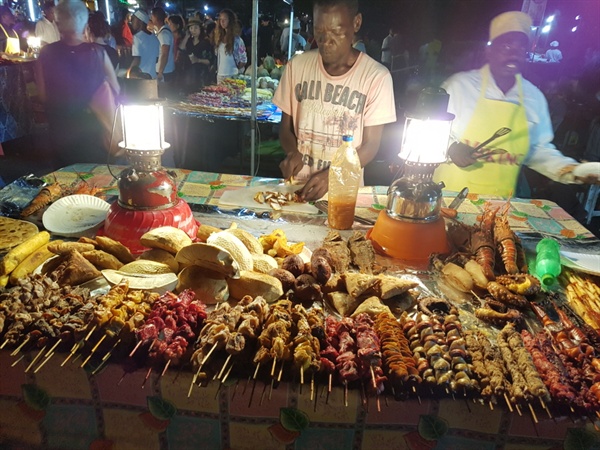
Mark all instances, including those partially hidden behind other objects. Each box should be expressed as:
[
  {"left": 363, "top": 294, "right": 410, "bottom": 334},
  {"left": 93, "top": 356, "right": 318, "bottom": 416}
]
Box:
[
  {"left": 534, "top": 238, "right": 561, "bottom": 287},
  {"left": 328, "top": 135, "right": 361, "bottom": 230}
]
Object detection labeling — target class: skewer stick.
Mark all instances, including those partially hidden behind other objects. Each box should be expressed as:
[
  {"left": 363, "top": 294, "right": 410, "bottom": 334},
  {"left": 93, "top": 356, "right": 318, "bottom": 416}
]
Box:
[
  {"left": 260, "top": 381, "right": 268, "bottom": 406},
  {"left": 528, "top": 403, "right": 538, "bottom": 424},
  {"left": 25, "top": 345, "right": 47, "bottom": 372},
  {"left": 11, "top": 353, "right": 25, "bottom": 367},
  {"left": 80, "top": 334, "right": 107, "bottom": 368},
  {"left": 376, "top": 394, "right": 381, "bottom": 413},
  {"left": 10, "top": 336, "right": 30, "bottom": 356},
  {"left": 34, "top": 351, "right": 55, "bottom": 374},
  {"left": 84, "top": 324, "right": 97, "bottom": 341},
  {"left": 277, "top": 361, "right": 284, "bottom": 382},
  {"left": 141, "top": 367, "right": 152, "bottom": 389},
  {"left": 269, "top": 377, "right": 275, "bottom": 400},
  {"left": 188, "top": 367, "right": 202, "bottom": 398},
  {"left": 503, "top": 393, "right": 513, "bottom": 413},
  {"left": 253, "top": 362, "right": 261, "bottom": 380},
  {"left": 222, "top": 363, "right": 234, "bottom": 385},
  {"left": 328, "top": 373, "right": 332, "bottom": 393},
  {"left": 370, "top": 365, "right": 377, "bottom": 390},
  {"left": 129, "top": 340, "right": 143, "bottom": 358},
  {"left": 218, "top": 354, "right": 232, "bottom": 380},
  {"left": 200, "top": 342, "right": 218, "bottom": 369},
  {"left": 300, "top": 367, "right": 304, "bottom": 385},
  {"left": 540, "top": 398, "right": 551, "bottom": 418},
  {"left": 248, "top": 378, "right": 258, "bottom": 408},
  {"left": 489, "top": 401, "right": 494, "bottom": 411},
  {"left": 161, "top": 360, "right": 171, "bottom": 377},
  {"left": 271, "top": 357, "right": 277, "bottom": 377},
  {"left": 102, "top": 339, "right": 121, "bottom": 362},
  {"left": 344, "top": 381, "right": 348, "bottom": 407},
  {"left": 515, "top": 403, "right": 522, "bottom": 416},
  {"left": 0, "top": 339, "right": 8, "bottom": 349},
  {"left": 45, "top": 339, "right": 62, "bottom": 357},
  {"left": 310, "top": 372, "right": 315, "bottom": 402}
]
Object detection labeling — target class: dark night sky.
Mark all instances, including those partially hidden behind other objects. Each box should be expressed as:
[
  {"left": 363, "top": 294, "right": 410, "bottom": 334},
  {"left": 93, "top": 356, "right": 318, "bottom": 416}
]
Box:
[{"left": 199, "top": 0, "right": 598, "bottom": 59}]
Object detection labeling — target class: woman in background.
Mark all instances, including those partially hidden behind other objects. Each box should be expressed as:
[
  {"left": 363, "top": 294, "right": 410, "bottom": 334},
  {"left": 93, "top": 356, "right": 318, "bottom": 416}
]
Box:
[
  {"left": 179, "top": 18, "right": 215, "bottom": 92},
  {"left": 87, "top": 11, "right": 119, "bottom": 69},
  {"left": 213, "top": 8, "right": 246, "bottom": 83}
]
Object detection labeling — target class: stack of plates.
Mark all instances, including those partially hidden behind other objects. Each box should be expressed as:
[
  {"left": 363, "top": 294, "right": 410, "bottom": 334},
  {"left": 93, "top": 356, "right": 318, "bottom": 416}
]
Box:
[{"left": 42, "top": 195, "right": 111, "bottom": 238}]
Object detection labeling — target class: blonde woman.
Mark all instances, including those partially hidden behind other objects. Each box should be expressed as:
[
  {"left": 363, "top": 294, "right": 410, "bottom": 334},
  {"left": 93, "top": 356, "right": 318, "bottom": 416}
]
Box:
[{"left": 213, "top": 9, "right": 246, "bottom": 83}]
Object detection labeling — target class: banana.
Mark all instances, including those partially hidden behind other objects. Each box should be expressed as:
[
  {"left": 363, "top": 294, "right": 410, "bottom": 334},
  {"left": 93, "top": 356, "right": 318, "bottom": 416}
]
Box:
[
  {"left": 9, "top": 240, "right": 63, "bottom": 285},
  {"left": 0, "top": 231, "right": 50, "bottom": 276}
]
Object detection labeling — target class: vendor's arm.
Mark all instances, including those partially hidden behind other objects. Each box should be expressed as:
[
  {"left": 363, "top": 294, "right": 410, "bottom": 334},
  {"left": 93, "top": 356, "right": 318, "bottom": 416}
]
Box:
[
  {"left": 522, "top": 89, "right": 595, "bottom": 183},
  {"left": 103, "top": 51, "right": 120, "bottom": 95},
  {"left": 157, "top": 43, "right": 169, "bottom": 80},
  {"left": 278, "top": 112, "right": 303, "bottom": 180}
]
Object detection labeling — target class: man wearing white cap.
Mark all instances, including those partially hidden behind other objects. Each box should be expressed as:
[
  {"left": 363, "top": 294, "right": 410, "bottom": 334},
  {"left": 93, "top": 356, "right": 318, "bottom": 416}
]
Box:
[
  {"left": 434, "top": 11, "right": 599, "bottom": 197},
  {"left": 545, "top": 41, "right": 562, "bottom": 63},
  {"left": 128, "top": 10, "right": 160, "bottom": 79}
]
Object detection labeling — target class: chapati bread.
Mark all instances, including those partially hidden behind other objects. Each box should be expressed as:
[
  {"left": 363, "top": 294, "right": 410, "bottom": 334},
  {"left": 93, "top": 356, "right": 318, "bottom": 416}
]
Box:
[{"left": 0, "top": 217, "right": 39, "bottom": 251}]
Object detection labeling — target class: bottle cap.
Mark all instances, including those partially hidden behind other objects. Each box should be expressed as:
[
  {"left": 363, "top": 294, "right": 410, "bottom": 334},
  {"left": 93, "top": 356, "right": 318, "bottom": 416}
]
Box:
[
  {"left": 541, "top": 273, "right": 555, "bottom": 287},
  {"left": 342, "top": 135, "right": 353, "bottom": 142}
]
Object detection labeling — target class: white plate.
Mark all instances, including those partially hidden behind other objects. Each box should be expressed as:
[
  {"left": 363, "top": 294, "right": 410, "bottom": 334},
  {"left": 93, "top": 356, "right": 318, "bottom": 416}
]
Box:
[{"left": 42, "top": 194, "right": 111, "bottom": 238}]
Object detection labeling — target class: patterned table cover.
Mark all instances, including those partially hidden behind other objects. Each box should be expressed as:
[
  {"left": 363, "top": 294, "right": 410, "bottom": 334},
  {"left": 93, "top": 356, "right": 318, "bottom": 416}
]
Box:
[{"left": 1, "top": 164, "right": 599, "bottom": 450}]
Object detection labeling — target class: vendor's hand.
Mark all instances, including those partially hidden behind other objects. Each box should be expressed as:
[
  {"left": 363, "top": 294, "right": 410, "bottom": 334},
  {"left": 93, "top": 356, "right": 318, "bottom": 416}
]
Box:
[
  {"left": 279, "top": 150, "right": 304, "bottom": 181},
  {"left": 297, "top": 170, "right": 328, "bottom": 202},
  {"left": 448, "top": 141, "right": 478, "bottom": 168},
  {"left": 576, "top": 174, "right": 600, "bottom": 185}
]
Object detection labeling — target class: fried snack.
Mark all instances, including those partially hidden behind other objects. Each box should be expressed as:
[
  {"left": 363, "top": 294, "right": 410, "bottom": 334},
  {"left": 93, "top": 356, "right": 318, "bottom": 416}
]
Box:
[
  {"left": 259, "top": 228, "right": 304, "bottom": 257},
  {"left": 53, "top": 250, "right": 102, "bottom": 286},
  {"left": 0, "top": 216, "right": 39, "bottom": 251},
  {"left": 9, "top": 240, "right": 63, "bottom": 285},
  {"left": 77, "top": 236, "right": 98, "bottom": 246},
  {"left": 343, "top": 272, "right": 381, "bottom": 298},
  {"left": 140, "top": 226, "right": 193, "bottom": 254},
  {"left": 48, "top": 241, "right": 95, "bottom": 255},
  {"left": 0, "top": 231, "right": 50, "bottom": 276},
  {"left": 351, "top": 296, "right": 391, "bottom": 318},
  {"left": 82, "top": 250, "right": 124, "bottom": 270},
  {"left": 328, "top": 291, "right": 360, "bottom": 316},
  {"left": 377, "top": 274, "right": 419, "bottom": 300},
  {"left": 95, "top": 235, "right": 135, "bottom": 263}
]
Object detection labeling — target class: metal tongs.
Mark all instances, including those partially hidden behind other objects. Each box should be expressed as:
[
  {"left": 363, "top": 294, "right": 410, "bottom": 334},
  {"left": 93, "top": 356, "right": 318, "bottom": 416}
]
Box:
[{"left": 471, "top": 127, "right": 511, "bottom": 159}]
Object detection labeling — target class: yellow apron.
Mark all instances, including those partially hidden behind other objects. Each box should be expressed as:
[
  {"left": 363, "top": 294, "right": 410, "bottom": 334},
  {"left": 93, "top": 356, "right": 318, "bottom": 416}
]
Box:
[
  {"left": 0, "top": 24, "right": 20, "bottom": 54},
  {"left": 434, "top": 67, "right": 529, "bottom": 197}
]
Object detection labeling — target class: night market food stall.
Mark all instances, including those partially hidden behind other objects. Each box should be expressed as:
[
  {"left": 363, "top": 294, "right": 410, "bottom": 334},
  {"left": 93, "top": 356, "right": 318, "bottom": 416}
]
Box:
[{"left": 1, "top": 87, "right": 600, "bottom": 450}]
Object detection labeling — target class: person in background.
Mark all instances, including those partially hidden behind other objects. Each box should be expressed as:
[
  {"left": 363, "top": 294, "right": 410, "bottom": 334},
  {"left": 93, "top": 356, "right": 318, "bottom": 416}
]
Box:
[
  {"left": 257, "top": 14, "right": 274, "bottom": 61},
  {"left": 273, "top": 0, "right": 396, "bottom": 201},
  {"left": 204, "top": 21, "right": 217, "bottom": 83},
  {"left": 36, "top": 0, "right": 120, "bottom": 168},
  {"left": 128, "top": 9, "right": 159, "bottom": 79},
  {"left": 280, "top": 18, "right": 305, "bottom": 56},
  {"left": 213, "top": 9, "right": 246, "bottom": 83},
  {"left": 380, "top": 27, "right": 395, "bottom": 69},
  {"left": 352, "top": 33, "right": 366, "bottom": 53},
  {"left": 150, "top": 7, "right": 175, "bottom": 89},
  {"left": 545, "top": 41, "right": 562, "bottom": 63},
  {"left": 0, "top": 5, "right": 19, "bottom": 54},
  {"left": 87, "top": 11, "right": 119, "bottom": 70},
  {"left": 112, "top": 7, "right": 132, "bottom": 47},
  {"left": 35, "top": 1, "right": 60, "bottom": 47},
  {"left": 433, "top": 11, "right": 599, "bottom": 197},
  {"left": 179, "top": 18, "right": 215, "bottom": 92}
]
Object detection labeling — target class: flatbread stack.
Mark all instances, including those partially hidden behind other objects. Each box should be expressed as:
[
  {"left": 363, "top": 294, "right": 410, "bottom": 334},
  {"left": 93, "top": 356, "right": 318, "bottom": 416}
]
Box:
[{"left": 0, "top": 217, "right": 39, "bottom": 251}]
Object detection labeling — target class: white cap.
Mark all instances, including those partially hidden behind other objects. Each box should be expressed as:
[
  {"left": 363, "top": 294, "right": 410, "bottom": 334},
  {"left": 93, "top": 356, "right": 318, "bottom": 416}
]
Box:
[
  {"left": 133, "top": 10, "right": 149, "bottom": 24},
  {"left": 489, "top": 11, "right": 532, "bottom": 42},
  {"left": 550, "top": 41, "right": 559, "bottom": 47}
]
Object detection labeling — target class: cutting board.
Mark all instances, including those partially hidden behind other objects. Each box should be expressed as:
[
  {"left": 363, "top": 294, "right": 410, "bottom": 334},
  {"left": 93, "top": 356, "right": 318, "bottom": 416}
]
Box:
[{"left": 218, "top": 184, "right": 320, "bottom": 215}]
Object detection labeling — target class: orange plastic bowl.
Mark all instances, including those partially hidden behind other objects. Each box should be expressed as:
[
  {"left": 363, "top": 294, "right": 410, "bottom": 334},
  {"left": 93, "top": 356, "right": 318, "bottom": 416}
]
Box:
[{"left": 367, "top": 210, "right": 448, "bottom": 263}]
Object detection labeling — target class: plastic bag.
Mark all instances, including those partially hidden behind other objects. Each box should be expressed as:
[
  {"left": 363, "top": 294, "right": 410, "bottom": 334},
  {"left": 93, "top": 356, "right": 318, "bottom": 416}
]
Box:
[{"left": 0, "top": 174, "right": 46, "bottom": 218}]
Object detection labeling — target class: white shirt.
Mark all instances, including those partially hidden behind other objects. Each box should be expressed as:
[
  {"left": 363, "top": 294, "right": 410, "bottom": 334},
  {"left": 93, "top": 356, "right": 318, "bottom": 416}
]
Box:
[
  {"left": 381, "top": 35, "right": 392, "bottom": 64},
  {"left": 35, "top": 17, "right": 59, "bottom": 46},
  {"left": 545, "top": 48, "right": 562, "bottom": 63},
  {"left": 217, "top": 42, "right": 238, "bottom": 78},
  {"left": 155, "top": 25, "right": 175, "bottom": 74},
  {"left": 442, "top": 65, "right": 578, "bottom": 183},
  {"left": 133, "top": 30, "right": 159, "bottom": 79}
]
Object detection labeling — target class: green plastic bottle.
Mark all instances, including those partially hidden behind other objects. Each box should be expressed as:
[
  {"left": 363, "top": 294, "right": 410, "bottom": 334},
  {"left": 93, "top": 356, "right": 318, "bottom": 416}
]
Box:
[{"left": 534, "top": 238, "right": 561, "bottom": 287}]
